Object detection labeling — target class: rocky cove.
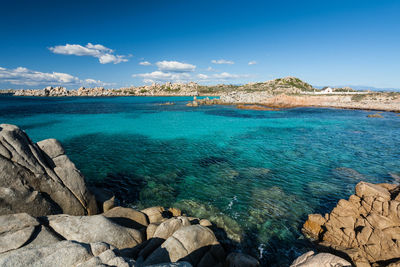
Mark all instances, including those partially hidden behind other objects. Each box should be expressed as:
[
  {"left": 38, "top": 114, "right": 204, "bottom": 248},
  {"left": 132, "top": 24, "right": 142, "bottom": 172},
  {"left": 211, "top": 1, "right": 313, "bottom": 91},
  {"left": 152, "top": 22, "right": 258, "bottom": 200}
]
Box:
[{"left": 1, "top": 122, "right": 400, "bottom": 267}]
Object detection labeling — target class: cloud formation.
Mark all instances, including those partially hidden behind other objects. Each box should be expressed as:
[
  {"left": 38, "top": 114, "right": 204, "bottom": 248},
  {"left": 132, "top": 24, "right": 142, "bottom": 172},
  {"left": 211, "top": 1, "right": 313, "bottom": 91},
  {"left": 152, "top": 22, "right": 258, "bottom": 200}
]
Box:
[
  {"left": 155, "top": 61, "right": 196, "bottom": 72},
  {"left": 248, "top": 61, "right": 257, "bottom": 65},
  {"left": 197, "top": 74, "right": 209, "bottom": 79},
  {"left": 139, "top": 61, "right": 152, "bottom": 66},
  {"left": 211, "top": 59, "right": 234, "bottom": 65},
  {"left": 133, "top": 60, "right": 197, "bottom": 83},
  {"left": 133, "top": 71, "right": 191, "bottom": 83},
  {"left": 213, "top": 72, "right": 241, "bottom": 79},
  {"left": 49, "top": 43, "right": 128, "bottom": 64},
  {"left": 0, "top": 66, "right": 108, "bottom": 86}
]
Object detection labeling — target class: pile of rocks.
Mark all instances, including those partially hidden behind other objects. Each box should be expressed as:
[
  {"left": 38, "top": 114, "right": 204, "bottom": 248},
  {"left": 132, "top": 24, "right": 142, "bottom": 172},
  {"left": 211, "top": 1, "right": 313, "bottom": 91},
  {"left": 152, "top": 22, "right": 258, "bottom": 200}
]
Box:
[
  {"left": 302, "top": 181, "right": 400, "bottom": 266},
  {"left": 186, "top": 97, "right": 221, "bottom": 107},
  {"left": 0, "top": 124, "right": 258, "bottom": 267},
  {"left": 12, "top": 82, "right": 200, "bottom": 97}
]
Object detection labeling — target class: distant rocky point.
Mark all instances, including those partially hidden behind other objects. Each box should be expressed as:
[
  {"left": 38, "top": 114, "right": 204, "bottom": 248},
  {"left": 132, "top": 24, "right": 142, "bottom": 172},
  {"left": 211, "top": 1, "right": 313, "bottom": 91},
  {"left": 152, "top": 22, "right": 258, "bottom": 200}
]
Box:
[
  {"left": 5, "top": 77, "right": 400, "bottom": 112},
  {"left": 13, "top": 82, "right": 200, "bottom": 97}
]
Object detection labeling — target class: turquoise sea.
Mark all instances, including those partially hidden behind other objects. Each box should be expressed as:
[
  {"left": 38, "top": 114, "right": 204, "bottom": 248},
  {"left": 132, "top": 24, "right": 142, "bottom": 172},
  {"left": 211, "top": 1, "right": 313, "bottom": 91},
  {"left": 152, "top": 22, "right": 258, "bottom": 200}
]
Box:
[{"left": 1, "top": 95, "right": 399, "bottom": 265}]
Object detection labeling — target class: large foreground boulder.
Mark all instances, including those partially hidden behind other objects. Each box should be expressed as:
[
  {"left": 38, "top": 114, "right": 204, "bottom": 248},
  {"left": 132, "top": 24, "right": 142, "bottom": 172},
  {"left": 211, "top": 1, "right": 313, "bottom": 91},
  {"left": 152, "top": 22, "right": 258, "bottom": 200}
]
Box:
[
  {"left": 302, "top": 181, "right": 400, "bottom": 266},
  {"left": 47, "top": 214, "right": 143, "bottom": 249},
  {"left": 0, "top": 124, "right": 97, "bottom": 216}
]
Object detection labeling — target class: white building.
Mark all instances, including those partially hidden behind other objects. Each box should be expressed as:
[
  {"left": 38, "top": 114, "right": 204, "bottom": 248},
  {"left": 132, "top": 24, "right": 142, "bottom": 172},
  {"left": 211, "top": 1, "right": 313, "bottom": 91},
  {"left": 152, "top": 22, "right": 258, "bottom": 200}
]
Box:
[{"left": 321, "top": 87, "right": 333, "bottom": 93}]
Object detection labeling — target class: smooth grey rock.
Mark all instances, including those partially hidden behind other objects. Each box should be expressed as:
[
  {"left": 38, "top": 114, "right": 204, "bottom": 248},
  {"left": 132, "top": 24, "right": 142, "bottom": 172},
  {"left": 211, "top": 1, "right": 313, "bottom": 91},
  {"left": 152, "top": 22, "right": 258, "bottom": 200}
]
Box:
[
  {"left": 141, "top": 206, "right": 166, "bottom": 224},
  {"left": 48, "top": 214, "right": 143, "bottom": 249},
  {"left": 37, "top": 139, "right": 64, "bottom": 158},
  {"left": 103, "top": 196, "right": 115, "bottom": 212},
  {"left": 0, "top": 240, "right": 136, "bottom": 267},
  {"left": 104, "top": 206, "right": 149, "bottom": 229},
  {"left": 144, "top": 225, "right": 224, "bottom": 266},
  {"left": 290, "top": 251, "right": 351, "bottom": 267},
  {"left": 146, "top": 223, "right": 159, "bottom": 240},
  {"left": 139, "top": 217, "right": 190, "bottom": 259},
  {"left": 0, "top": 124, "right": 98, "bottom": 216},
  {"left": 0, "top": 213, "right": 40, "bottom": 253},
  {"left": 23, "top": 225, "right": 62, "bottom": 249},
  {"left": 0, "top": 240, "right": 93, "bottom": 267}
]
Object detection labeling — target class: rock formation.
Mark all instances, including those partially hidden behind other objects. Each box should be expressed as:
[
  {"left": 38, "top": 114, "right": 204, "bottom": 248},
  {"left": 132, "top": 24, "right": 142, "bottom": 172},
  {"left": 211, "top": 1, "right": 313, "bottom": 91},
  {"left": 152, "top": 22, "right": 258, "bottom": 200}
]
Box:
[
  {"left": 0, "top": 207, "right": 252, "bottom": 267},
  {"left": 13, "top": 82, "right": 200, "bottom": 97},
  {"left": 0, "top": 124, "right": 97, "bottom": 216},
  {"left": 290, "top": 251, "right": 351, "bottom": 267},
  {"left": 302, "top": 181, "right": 400, "bottom": 266},
  {"left": 0, "top": 125, "right": 259, "bottom": 266}
]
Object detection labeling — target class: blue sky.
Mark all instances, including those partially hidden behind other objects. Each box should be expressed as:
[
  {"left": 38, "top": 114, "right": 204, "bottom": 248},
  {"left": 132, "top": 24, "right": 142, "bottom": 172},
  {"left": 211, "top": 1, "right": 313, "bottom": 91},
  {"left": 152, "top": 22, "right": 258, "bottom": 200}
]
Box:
[{"left": 0, "top": 0, "right": 399, "bottom": 89}]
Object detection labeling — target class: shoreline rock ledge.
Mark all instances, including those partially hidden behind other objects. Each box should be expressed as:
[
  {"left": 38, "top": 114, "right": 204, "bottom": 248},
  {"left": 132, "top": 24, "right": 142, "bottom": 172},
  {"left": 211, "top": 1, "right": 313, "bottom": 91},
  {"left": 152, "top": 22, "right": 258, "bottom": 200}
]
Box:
[
  {"left": 0, "top": 124, "right": 259, "bottom": 267},
  {"left": 301, "top": 181, "right": 400, "bottom": 267},
  {"left": 0, "top": 123, "right": 98, "bottom": 216}
]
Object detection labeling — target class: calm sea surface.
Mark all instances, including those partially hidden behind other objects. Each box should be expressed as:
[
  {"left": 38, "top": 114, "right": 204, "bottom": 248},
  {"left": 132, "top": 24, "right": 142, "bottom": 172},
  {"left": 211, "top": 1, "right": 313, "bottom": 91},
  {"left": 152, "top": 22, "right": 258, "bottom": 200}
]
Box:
[{"left": 1, "top": 95, "right": 399, "bottom": 265}]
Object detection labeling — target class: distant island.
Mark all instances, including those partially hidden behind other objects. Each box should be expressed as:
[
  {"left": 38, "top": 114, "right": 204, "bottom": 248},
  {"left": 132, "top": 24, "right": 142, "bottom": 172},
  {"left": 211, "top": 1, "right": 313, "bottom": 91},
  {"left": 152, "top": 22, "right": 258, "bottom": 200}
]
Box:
[{"left": 2, "top": 77, "right": 400, "bottom": 112}]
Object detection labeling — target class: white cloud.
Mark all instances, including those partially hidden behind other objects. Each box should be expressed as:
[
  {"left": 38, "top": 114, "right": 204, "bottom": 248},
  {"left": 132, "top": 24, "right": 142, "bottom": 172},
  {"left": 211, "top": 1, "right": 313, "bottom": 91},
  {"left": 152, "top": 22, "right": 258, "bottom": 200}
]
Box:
[
  {"left": 155, "top": 61, "right": 196, "bottom": 72},
  {"left": 0, "top": 66, "right": 109, "bottom": 86},
  {"left": 133, "top": 71, "right": 191, "bottom": 83},
  {"left": 197, "top": 74, "right": 209, "bottom": 79},
  {"left": 206, "top": 66, "right": 217, "bottom": 72},
  {"left": 49, "top": 43, "right": 128, "bottom": 64},
  {"left": 211, "top": 59, "right": 235, "bottom": 65},
  {"left": 213, "top": 72, "right": 240, "bottom": 79},
  {"left": 248, "top": 61, "right": 257, "bottom": 65},
  {"left": 139, "top": 61, "right": 152, "bottom": 66}
]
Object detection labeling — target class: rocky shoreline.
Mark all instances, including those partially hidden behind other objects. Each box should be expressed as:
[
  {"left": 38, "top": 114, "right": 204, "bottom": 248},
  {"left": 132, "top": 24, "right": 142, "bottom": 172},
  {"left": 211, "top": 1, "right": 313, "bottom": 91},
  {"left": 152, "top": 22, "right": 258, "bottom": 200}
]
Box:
[
  {"left": 1, "top": 124, "right": 400, "bottom": 266},
  {"left": 5, "top": 77, "right": 400, "bottom": 112}
]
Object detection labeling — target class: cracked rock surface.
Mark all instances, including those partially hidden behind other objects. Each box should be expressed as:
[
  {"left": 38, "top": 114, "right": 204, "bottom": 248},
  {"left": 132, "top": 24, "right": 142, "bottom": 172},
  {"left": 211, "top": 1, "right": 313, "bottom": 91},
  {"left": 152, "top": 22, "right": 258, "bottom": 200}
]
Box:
[
  {"left": 0, "top": 124, "right": 97, "bottom": 216},
  {"left": 302, "top": 181, "right": 400, "bottom": 266}
]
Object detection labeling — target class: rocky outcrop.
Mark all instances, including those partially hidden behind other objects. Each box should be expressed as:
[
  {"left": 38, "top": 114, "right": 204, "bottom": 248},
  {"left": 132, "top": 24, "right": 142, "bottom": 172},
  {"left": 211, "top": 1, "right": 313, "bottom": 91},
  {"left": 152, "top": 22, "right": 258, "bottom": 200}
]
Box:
[
  {"left": 290, "top": 251, "right": 351, "bottom": 267},
  {"left": 0, "top": 209, "right": 234, "bottom": 267},
  {"left": 302, "top": 181, "right": 400, "bottom": 266},
  {"left": 143, "top": 225, "right": 225, "bottom": 267},
  {"left": 104, "top": 206, "right": 149, "bottom": 229},
  {"left": 0, "top": 124, "right": 97, "bottom": 216},
  {"left": 0, "top": 240, "right": 137, "bottom": 267},
  {"left": 13, "top": 82, "right": 200, "bottom": 97},
  {"left": 0, "top": 126, "right": 263, "bottom": 266},
  {"left": 47, "top": 214, "right": 143, "bottom": 249},
  {"left": 139, "top": 217, "right": 191, "bottom": 260}
]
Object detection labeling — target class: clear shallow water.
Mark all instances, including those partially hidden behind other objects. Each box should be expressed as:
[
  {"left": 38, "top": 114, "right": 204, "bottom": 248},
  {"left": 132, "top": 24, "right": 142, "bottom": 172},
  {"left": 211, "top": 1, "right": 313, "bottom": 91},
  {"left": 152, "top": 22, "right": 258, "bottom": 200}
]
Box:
[{"left": 1, "top": 95, "right": 399, "bottom": 265}]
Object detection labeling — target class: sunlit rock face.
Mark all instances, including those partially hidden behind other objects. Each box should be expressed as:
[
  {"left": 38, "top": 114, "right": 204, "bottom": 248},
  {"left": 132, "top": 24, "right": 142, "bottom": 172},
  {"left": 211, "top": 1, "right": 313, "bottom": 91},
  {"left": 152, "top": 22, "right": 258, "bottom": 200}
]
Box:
[{"left": 303, "top": 181, "right": 400, "bottom": 266}]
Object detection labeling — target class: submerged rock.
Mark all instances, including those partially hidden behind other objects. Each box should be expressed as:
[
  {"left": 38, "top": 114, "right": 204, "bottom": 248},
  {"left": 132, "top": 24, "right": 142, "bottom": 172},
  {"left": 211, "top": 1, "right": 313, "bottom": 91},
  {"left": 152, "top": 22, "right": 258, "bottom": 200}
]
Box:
[
  {"left": 0, "top": 124, "right": 97, "bottom": 216},
  {"left": 332, "top": 167, "right": 365, "bottom": 181},
  {"left": 174, "top": 200, "right": 243, "bottom": 243},
  {"left": 302, "top": 181, "right": 400, "bottom": 266}
]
